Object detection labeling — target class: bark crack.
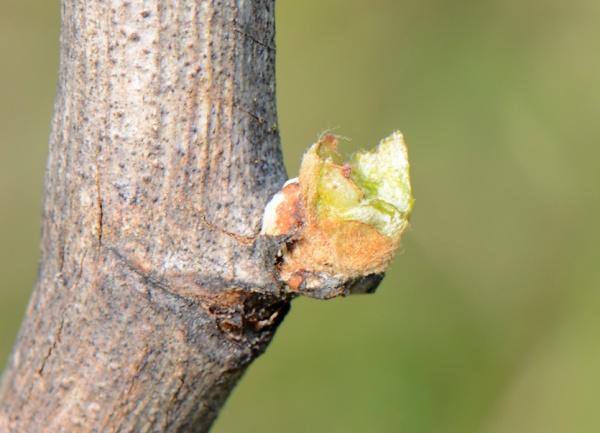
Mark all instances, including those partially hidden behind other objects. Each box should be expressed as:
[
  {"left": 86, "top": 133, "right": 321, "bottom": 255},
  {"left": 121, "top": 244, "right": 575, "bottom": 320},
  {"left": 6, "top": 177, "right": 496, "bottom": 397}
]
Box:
[
  {"left": 233, "top": 26, "right": 275, "bottom": 51},
  {"left": 126, "top": 345, "right": 151, "bottom": 397},
  {"left": 165, "top": 375, "right": 185, "bottom": 429},
  {"left": 38, "top": 249, "right": 87, "bottom": 376},
  {"left": 234, "top": 105, "right": 265, "bottom": 125},
  {"left": 198, "top": 214, "right": 256, "bottom": 245},
  {"left": 107, "top": 246, "right": 271, "bottom": 299},
  {"left": 96, "top": 158, "right": 104, "bottom": 247},
  {"left": 37, "top": 317, "right": 65, "bottom": 376}
]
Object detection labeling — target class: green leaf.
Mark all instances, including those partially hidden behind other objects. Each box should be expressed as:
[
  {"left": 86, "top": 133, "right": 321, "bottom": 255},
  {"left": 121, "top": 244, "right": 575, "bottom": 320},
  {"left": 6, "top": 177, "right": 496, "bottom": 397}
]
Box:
[{"left": 317, "top": 131, "right": 414, "bottom": 237}]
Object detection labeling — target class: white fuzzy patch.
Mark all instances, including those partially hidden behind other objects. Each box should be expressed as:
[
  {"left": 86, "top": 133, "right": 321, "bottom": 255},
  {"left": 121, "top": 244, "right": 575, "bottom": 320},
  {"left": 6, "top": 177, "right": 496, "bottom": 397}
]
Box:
[{"left": 260, "top": 178, "right": 299, "bottom": 235}]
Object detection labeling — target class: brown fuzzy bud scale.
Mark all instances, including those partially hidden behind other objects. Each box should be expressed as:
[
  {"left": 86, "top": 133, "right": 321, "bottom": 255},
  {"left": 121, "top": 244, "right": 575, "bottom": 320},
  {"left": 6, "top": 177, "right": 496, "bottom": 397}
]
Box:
[{"left": 261, "top": 132, "right": 413, "bottom": 299}]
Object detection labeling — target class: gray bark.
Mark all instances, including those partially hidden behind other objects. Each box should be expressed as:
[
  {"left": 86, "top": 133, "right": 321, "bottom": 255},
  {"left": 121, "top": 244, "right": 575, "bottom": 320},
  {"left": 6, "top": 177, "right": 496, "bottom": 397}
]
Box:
[{"left": 0, "top": 0, "right": 289, "bottom": 432}]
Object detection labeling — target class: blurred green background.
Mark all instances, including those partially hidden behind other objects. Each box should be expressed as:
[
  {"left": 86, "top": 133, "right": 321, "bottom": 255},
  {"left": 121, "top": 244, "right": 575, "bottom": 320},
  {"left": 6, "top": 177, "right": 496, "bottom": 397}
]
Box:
[{"left": 2, "top": 0, "right": 600, "bottom": 432}]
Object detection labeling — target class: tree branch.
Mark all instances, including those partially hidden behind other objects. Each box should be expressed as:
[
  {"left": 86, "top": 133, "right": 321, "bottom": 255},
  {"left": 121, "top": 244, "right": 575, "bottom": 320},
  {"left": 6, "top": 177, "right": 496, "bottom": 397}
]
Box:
[{"left": 0, "top": 1, "right": 288, "bottom": 432}]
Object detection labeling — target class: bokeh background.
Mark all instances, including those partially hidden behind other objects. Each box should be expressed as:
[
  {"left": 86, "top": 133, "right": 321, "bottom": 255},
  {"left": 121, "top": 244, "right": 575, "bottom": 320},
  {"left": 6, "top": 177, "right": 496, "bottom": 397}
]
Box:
[{"left": 2, "top": 0, "right": 600, "bottom": 432}]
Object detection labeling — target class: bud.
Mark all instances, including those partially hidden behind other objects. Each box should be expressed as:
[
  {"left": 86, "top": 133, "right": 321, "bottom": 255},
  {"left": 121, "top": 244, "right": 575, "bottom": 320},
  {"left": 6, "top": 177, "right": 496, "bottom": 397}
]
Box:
[{"left": 262, "top": 132, "right": 414, "bottom": 299}]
